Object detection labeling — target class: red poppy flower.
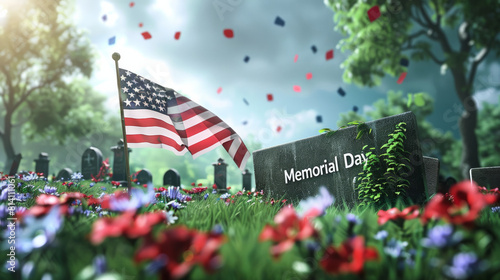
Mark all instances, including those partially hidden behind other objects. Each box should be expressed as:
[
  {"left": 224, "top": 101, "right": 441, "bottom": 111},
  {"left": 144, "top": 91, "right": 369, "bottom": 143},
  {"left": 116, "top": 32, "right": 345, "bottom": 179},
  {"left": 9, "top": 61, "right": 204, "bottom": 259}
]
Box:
[
  {"left": 90, "top": 211, "right": 166, "bottom": 244},
  {"left": 422, "top": 180, "right": 497, "bottom": 228},
  {"left": 320, "top": 236, "right": 379, "bottom": 275},
  {"left": 191, "top": 182, "right": 196, "bottom": 186},
  {"left": 227, "top": 186, "right": 231, "bottom": 190},
  {"left": 198, "top": 183, "right": 203, "bottom": 186},
  {"left": 259, "top": 207, "right": 319, "bottom": 258},
  {"left": 377, "top": 205, "right": 420, "bottom": 225},
  {"left": 212, "top": 184, "right": 217, "bottom": 189},
  {"left": 101, "top": 191, "right": 129, "bottom": 209},
  {"left": 135, "top": 226, "right": 226, "bottom": 279}
]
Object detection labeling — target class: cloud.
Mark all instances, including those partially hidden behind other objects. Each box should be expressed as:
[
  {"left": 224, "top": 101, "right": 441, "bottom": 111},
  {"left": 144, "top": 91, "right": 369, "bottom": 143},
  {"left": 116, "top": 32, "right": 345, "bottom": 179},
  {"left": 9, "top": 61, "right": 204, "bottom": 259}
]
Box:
[{"left": 473, "top": 88, "right": 500, "bottom": 110}]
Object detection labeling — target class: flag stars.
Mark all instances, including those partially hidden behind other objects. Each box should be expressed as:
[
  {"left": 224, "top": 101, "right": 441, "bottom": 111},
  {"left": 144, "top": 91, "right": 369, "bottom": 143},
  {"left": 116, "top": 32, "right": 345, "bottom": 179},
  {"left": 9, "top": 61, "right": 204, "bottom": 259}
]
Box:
[
  {"left": 155, "top": 99, "right": 160, "bottom": 104},
  {"left": 147, "top": 97, "right": 153, "bottom": 102},
  {"left": 139, "top": 94, "right": 145, "bottom": 100},
  {"left": 128, "top": 92, "right": 135, "bottom": 98},
  {"left": 133, "top": 87, "right": 140, "bottom": 93},
  {"left": 122, "top": 87, "right": 129, "bottom": 93},
  {"left": 145, "top": 84, "right": 151, "bottom": 90},
  {"left": 159, "top": 106, "right": 165, "bottom": 112},
  {"left": 151, "top": 104, "right": 156, "bottom": 109},
  {"left": 126, "top": 81, "right": 133, "bottom": 87},
  {"left": 143, "top": 101, "right": 149, "bottom": 107},
  {"left": 125, "top": 71, "right": 131, "bottom": 76},
  {"left": 124, "top": 99, "right": 132, "bottom": 106},
  {"left": 120, "top": 75, "right": 126, "bottom": 81},
  {"left": 133, "top": 100, "right": 141, "bottom": 106}
]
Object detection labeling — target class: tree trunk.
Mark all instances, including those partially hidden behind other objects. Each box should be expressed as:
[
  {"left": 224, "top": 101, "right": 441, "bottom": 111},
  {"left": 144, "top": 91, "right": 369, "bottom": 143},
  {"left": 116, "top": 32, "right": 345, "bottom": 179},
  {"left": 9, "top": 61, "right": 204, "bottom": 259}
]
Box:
[
  {"left": 1, "top": 108, "right": 16, "bottom": 173},
  {"left": 450, "top": 68, "right": 481, "bottom": 179}
]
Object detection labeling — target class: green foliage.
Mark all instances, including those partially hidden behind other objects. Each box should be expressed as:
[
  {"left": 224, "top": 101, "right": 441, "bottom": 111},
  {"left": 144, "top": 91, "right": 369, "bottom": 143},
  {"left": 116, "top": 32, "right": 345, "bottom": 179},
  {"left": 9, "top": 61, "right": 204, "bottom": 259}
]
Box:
[
  {"left": 320, "top": 120, "right": 372, "bottom": 140},
  {"left": 356, "top": 122, "right": 411, "bottom": 207}
]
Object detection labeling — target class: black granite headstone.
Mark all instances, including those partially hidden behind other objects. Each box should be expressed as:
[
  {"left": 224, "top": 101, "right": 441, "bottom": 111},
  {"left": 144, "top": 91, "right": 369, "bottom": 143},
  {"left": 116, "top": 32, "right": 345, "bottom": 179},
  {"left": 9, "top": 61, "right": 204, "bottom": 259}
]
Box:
[
  {"left": 8, "top": 154, "right": 22, "bottom": 176},
  {"left": 136, "top": 169, "right": 153, "bottom": 185},
  {"left": 163, "top": 169, "right": 180, "bottom": 186},
  {"left": 253, "top": 112, "right": 428, "bottom": 206},
  {"left": 423, "top": 156, "right": 439, "bottom": 196},
  {"left": 470, "top": 167, "right": 500, "bottom": 189},
  {"left": 213, "top": 158, "right": 228, "bottom": 190},
  {"left": 81, "top": 147, "right": 103, "bottom": 180},
  {"left": 242, "top": 169, "right": 252, "bottom": 190},
  {"left": 34, "top": 152, "right": 50, "bottom": 177},
  {"left": 56, "top": 168, "right": 73, "bottom": 181},
  {"left": 110, "top": 139, "right": 131, "bottom": 183}
]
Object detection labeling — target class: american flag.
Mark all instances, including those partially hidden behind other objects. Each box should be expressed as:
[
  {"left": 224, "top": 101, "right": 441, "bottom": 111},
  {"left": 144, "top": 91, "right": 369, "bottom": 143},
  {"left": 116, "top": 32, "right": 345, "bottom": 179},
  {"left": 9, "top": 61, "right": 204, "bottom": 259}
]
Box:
[{"left": 118, "top": 68, "right": 250, "bottom": 171}]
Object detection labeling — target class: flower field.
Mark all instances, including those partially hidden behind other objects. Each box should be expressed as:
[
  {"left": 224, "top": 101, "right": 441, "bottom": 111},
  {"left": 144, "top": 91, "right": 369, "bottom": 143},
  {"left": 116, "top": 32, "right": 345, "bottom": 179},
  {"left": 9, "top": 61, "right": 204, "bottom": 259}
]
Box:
[{"left": 2, "top": 172, "right": 500, "bottom": 280}]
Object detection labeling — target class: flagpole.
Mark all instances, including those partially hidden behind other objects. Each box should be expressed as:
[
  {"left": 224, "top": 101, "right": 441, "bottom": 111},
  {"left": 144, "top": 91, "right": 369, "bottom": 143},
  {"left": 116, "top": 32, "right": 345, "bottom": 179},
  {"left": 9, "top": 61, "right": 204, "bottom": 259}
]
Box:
[{"left": 112, "top": 52, "right": 133, "bottom": 194}]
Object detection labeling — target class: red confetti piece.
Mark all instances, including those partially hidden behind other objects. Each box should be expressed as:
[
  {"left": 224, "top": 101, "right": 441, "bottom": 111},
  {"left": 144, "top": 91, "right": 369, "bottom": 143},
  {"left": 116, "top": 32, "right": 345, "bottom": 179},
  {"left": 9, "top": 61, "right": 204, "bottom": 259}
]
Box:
[
  {"left": 129, "top": 2, "right": 135, "bottom": 7},
  {"left": 293, "top": 85, "right": 301, "bottom": 92},
  {"left": 217, "top": 87, "right": 222, "bottom": 94},
  {"left": 306, "top": 73, "right": 312, "bottom": 80},
  {"left": 326, "top": 49, "right": 334, "bottom": 60},
  {"left": 138, "top": 22, "right": 143, "bottom": 27},
  {"left": 397, "top": 72, "right": 407, "bottom": 84},
  {"left": 277, "top": 126, "right": 282, "bottom": 133},
  {"left": 267, "top": 93, "right": 273, "bottom": 101},
  {"left": 174, "top": 31, "right": 181, "bottom": 40},
  {"left": 367, "top": 6, "right": 381, "bottom": 22},
  {"left": 223, "top": 29, "right": 234, "bottom": 38},
  {"left": 141, "top": 32, "right": 152, "bottom": 40},
  {"left": 294, "top": 54, "right": 298, "bottom": 63}
]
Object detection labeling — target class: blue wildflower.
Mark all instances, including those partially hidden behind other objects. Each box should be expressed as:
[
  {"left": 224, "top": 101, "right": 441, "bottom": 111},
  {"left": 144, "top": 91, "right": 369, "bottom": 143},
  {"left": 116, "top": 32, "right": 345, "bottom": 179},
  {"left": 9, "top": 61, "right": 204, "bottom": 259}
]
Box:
[
  {"left": 212, "top": 189, "right": 217, "bottom": 194},
  {"left": 39, "top": 185, "right": 57, "bottom": 195},
  {"left": 443, "top": 252, "right": 488, "bottom": 279},
  {"left": 374, "top": 230, "right": 388, "bottom": 241},
  {"left": 204, "top": 193, "right": 209, "bottom": 200},
  {"left": 220, "top": 193, "right": 231, "bottom": 199},
  {"left": 491, "top": 206, "right": 500, "bottom": 213},
  {"left": 346, "top": 213, "right": 361, "bottom": 224},
  {"left": 165, "top": 210, "right": 178, "bottom": 224},
  {"left": 166, "top": 200, "right": 183, "bottom": 210},
  {"left": 421, "top": 224, "right": 463, "bottom": 248},
  {"left": 22, "top": 173, "right": 38, "bottom": 182},
  {"left": 93, "top": 255, "right": 107, "bottom": 276},
  {"left": 89, "top": 182, "right": 95, "bottom": 187},
  {"left": 212, "top": 224, "right": 224, "bottom": 234},
  {"left": 145, "top": 254, "right": 167, "bottom": 275},
  {"left": 71, "top": 172, "right": 83, "bottom": 181},
  {"left": 384, "top": 238, "right": 408, "bottom": 258},
  {"left": 165, "top": 186, "right": 190, "bottom": 202},
  {"left": 109, "top": 188, "right": 155, "bottom": 211},
  {"left": 297, "top": 186, "right": 334, "bottom": 216}
]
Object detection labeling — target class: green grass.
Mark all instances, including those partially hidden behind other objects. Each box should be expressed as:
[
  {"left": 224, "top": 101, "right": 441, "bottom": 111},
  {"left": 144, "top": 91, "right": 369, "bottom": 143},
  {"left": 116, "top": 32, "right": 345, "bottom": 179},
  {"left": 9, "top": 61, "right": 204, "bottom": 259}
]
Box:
[{"left": 2, "top": 178, "right": 500, "bottom": 280}]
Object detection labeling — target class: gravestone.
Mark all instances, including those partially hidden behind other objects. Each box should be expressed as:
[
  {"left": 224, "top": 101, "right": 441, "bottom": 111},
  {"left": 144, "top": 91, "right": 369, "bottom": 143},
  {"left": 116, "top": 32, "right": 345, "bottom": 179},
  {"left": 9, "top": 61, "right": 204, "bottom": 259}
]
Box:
[
  {"left": 253, "top": 112, "right": 428, "bottom": 206},
  {"left": 136, "top": 169, "right": 152, "bottom": 185},
  {"left": 34, "top": 152, "right": 50, "bottom": 177},
  {"left": 163, "top": 169, "right": 180, "bottom": 186},
  {"left": 110, "top": 139, "right": 131, "bottom": 184},
  {"left": 242, "top": 169, "right": 252, "bottom": 190},
  {"left": 470, "top": 166, "right": 500, "bottom": 189},
  {"left": 8, "top": 153, "right": 22, "bottom": 176},
  {"left": 213, "top": 158, "right": 228, "bottom": 190},
  {"left": 81, "top": 147, "right": 103, "bottom": 180},
  {"left": 56, "top": 168, "right": 73, "bottom": 181},
  {"left": 423, "top": 156, "right": 439, "bottom": 196}
]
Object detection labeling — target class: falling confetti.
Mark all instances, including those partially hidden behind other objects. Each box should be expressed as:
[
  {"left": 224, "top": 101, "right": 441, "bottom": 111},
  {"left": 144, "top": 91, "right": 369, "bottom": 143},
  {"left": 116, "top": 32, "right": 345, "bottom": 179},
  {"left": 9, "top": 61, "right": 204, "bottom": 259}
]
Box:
[
  {"left": 400, "top": 58, "right": 409, "bottom": 67},
  {"left": 414, "top": 93, "right": 425, "bottom": 106},
  {"left": 129, "top": 2, "right": 135, "bottom": 7},
  {"left": 311, "top": 45, "right": 317, "bottom": 53},
  {"left": 353, "top": 106, "right": 359, "bottom": 112},
  {"left": 138, "top": 22, "right": 143, "bottom": 28},
  {"left": 316, "top": 115, "right": 322, "bottom": 123},
  {"left": 294, "top": 54, "right": 298, "bottom": 63},
  {"left": 223, "top": 29, "right": 234, "bottom": 38},
  {"left": 337, "top": 87, "right": 346, "bottom": 97},
  {"left": 242, "top": 120, "right": 248, "bottom": 125},
  {"left": 306, "top": 73, "right": 312, "bottom": 80},
  {"left": 141, "top": 32, "right": 152, "bottom": 40},
  {"left": 397, "top": 72, "right": 407, "bottom": 84},
  {"left": 367, "top": 6, "right": 381, "bottom": 22},
  {"left": 244, "top": 56, "right": 250, "bottom": 63},
  {"left": 276, "top": 126, "right": 282, "bottom": 133},
  {"left": 274, "top": 16, "right": 285, "bottom": 27},
  {"left": 267, "top": 94, "right": 273, "bottom": 101},
  {"left": 325, "top": 49, "right": 334, "bottom": 60},
  {"left": 174, "top": 31, "right": 181, "bottom": 40},
  {"left": 293, "top": 85, "right": 301, "bottom": 92},
  {"left": 243, "top": 98, "right": 249, "bottom": 105},
  {"left": 102, "top": 14, "right": 107, "bottom": 22},
  {"left": 108, "top": 36, "right": 116, "bottom": 45},
  {"left": 217, "top": 87, "right": 223, "bottom": 94}
]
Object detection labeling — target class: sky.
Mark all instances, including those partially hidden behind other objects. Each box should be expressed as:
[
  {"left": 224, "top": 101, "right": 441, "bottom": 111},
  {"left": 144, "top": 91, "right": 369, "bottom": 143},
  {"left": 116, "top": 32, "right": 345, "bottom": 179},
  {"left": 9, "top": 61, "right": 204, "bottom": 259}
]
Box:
[{"left": 72, "top": 0, "right": 499, "bottom": 152}]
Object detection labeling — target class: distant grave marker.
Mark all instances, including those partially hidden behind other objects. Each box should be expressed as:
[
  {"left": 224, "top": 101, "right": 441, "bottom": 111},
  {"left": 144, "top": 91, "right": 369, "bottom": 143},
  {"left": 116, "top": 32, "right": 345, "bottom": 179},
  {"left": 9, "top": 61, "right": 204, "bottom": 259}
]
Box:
[
  {"left": 470, "top": 166, "right": 500, "bottom": 189},
  {"left": 213, "top": 158, "right": 228, "bottom": 191},
  {"left": 81, "top": 147, "right": 103, "bottom": 180},
  {"left": 34, "top": 152, "right": 50, "bottom": 177},
  {"left": 111, "top": 139, "right": 131, "bottom": 185},
  {"left": 56, "top": 168, "right": 73, "bottom": 181},
  {"left": 136, "top": 169, "right": 152, "bottom": 185},
  {"left": 163, "top": 169, "right": 180, "bottom": 187},
  {"left": 253, "top": 112, "right": 429, "bottom": 206},
  {"left": 242, "top": 169, "right": 252, "bottom": 190}
]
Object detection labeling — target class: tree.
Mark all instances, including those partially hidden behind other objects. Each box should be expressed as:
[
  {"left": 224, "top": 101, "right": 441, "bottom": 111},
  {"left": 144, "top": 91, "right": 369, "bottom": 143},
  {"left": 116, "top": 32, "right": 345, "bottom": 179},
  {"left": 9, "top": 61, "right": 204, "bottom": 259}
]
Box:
[
  {"left": 0, "top": 0, "right": 105, "bottom": 172},
  {"left": 337, "top": 91, "right": 460, "bottom": 179},
  {"left": 325, "top": 0, "right": 500, "bottom": 178}
]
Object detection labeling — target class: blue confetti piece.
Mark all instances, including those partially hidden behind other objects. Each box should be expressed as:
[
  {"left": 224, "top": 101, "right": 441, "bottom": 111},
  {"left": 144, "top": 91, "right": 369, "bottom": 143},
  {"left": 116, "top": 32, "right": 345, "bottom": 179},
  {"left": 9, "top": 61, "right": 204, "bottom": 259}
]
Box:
[
  {"left": 274, "top": 16, "right": 285, "bottom": 27},
  {"left": 243, "top": 98, "right": 249, "bottom": 105},
  {"left": 400, "top": 58, "right": 409, "bottom": 67},
  {"left": 316, "top": 115, "right": 322, "bottom": 123},
  {"left": 108, "top": 36, "right": 116, "bottom": 45},
  {"left": 311, "top": 45, "right": 317, "bottom": 53},
  {"left": 242, "top": 120, "right": 248, "bottom": 125},
  {"left": 337, "top": 87, "right": 346, "bottom": 97},
  {"left": 102, "top": 14, "right": 107, "bottom": 21},
  {"left": 353, "top": 106, "right": 358, "bottom": 112},
  {"left": 244, "top": 56, "right": 250, "bottom": 63}
]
